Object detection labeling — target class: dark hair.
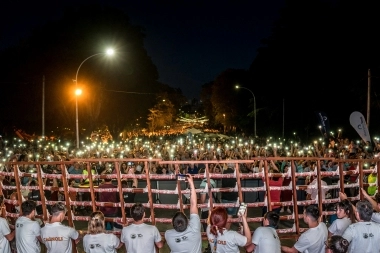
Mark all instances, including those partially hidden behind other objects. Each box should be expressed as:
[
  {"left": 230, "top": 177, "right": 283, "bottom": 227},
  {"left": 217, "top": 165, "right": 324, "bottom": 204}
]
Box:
[
  {"left": 131, "top": 203, "right": 144, "bottom": 221},
  {"left": 209, "top": 207, "right": 228, "bottom": 236},
  {"left": 337, "top": 199, "right": 355, "bottom": 223},
  {"left": 21, "top": 200, "right": 37, "bottom": 216},
  {"left": 304, "top": 205, "right": 320, "bottom": 221},
  {"left": 326, "top": 235, "right": 349, "bottom": 253},
  {"left": 50, "top": 202, "right": 67, "bottom": 216},
  {"left": 264, "top": 211, "right": 280, "bottom": 227},
  {"left": 172, "top": 211, "right": 188, "bottom": 232},
  {"left": 374, "top": 192, "right": 380, "bottom": 204},
  {"left": 88, "top": 211, "right": 105, "bottom": 234},
  {"left": 356, "top": 200, "right": 373, "bottom": 221}
]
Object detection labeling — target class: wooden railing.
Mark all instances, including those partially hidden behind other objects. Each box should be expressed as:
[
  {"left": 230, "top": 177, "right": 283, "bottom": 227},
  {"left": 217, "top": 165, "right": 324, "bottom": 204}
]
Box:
[{"left": 0, "top": 157, "right": 378, "bottom": 251}]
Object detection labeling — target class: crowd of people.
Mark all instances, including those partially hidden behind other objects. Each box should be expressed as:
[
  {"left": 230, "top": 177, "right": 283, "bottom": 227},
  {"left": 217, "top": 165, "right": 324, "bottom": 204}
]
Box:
[
  {"left": 3, "top": 175, "right": 380, "bottom": 253},
  {"left": 2, "top": 130, "right": 380, "bottom": 253}
]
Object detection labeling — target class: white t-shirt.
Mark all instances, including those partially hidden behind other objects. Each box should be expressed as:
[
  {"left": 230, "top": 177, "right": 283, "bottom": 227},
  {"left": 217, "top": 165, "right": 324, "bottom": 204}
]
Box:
[
  {"left": 294, "top": 222, "right": 328, "bottom": 253},
  {"left": 251, "top": 226, "right": 281, "bottom": 253},
  {"left": 15, "top": 216, "right": 41, "bottom": 253},
  {"left": 83, "top": 233, "right": 120, "bottom": 253},
  {"left": 0, "top": 217, "right": 11, "bottom": 253},
  {"left": 41, "top": 222, "right": 79, "bottom": 253},
  {"left": 306, "top": 179, "right": 328, "bottom": 200},
  {"left": 206, "top": 225, "right": 247, "bottom": 253},
  {"left": 165, "top": 213, "right": 202, "bottom": 253},
  {"left": 342, "top": 221, "right": 380, "bottom": 253},
  {"left": 371, "top": 212, "right": 380, "bottom": 223},
  {"left": 328, "top": 217, "right": 351, "bottom": 236},
  {"left": 121, "top": 223, "right": 161, "bottom": 253}
]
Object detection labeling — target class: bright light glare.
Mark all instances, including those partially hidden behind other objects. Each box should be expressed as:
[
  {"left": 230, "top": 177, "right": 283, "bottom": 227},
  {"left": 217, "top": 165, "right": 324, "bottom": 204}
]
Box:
[
  {"left": 106, "top": 48, "right": 114, "bottom": 56},
  {"left": 235, "top": 85, "right": 239, "bottom": 89},
  {"left": 75, "top": 89, "right": 82, "bottom": 96}
]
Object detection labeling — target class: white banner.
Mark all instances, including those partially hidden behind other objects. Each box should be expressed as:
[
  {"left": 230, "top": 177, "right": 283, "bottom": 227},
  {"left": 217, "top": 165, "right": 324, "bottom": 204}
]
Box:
[{"left": 349, "top": 111, "right": 371, "bottom": 143}]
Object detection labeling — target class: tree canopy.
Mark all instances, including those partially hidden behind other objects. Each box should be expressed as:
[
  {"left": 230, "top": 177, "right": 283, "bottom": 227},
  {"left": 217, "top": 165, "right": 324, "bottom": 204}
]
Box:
[{"left": 0, "top": 4, "right": 184, "bottom": 137}]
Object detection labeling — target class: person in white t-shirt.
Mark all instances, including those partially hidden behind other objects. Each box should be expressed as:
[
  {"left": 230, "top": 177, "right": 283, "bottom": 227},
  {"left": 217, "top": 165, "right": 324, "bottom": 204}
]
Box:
[
  {"left": 245, "top": 211, "right": 280, "bottom": 253},
  {"left": 328, "top": 199, "right": 355, "bottom": 237},
  {"left": 83, "top": 211, "right": 123, "bottom": 253},
  {"left": 15, "top": 200, "right": 43, "bottom": 253},
  {"left": 41, "top": 202, "right": 80, "bottom": 253},
  {"left": 281, "top": 205, "right": 328, "bottom": 253},
  {"left": 340, "top": 188, "right": 380, "bottom": 224},
  {"left": 306, "top": 173, "right": 328, "bottom": 201},
  {"left": 0, "top": 196, "right": 15, "bottom": 253},
  {"left": 121, "top": 202, "right": 163, "bottom": 253},
  {"left": 356, "top": 188, "right": 380, "bottom": 223},
  {"left": 206, "top": 205, "right": 251, "bottom": 253},
  {"left": 0, "top": 216, "right": 14, "bottom": 253},
  {"left": 165, "top": 174, "right": 202, "bottom": 253},
  {"left": 342, "top": 200, "right": 380, "bottom": 253}
]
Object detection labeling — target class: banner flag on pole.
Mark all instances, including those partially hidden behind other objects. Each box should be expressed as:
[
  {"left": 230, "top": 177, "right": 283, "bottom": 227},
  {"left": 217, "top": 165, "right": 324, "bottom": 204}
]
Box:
[{"left": 349, "top": 111, "right": 372, "bottom": 144}]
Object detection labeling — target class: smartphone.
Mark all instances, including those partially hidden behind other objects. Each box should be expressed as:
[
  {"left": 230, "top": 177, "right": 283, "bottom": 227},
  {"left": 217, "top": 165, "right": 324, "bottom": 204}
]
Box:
[
  {"left": 238, "top": 202, "right": 247, "bottom": 216},
  {"left": 177, "top": 174, "right": 187, "bottom": 181}
]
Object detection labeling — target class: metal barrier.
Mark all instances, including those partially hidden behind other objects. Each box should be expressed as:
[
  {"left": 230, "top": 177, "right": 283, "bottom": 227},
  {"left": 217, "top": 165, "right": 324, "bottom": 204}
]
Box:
[{"left": 0, "top": 157, "right": 378, "bottom": 251}]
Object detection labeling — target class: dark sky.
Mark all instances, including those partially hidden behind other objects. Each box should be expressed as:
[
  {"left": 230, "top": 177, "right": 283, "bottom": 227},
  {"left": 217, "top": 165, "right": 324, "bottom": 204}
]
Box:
[{"left": 1, "top": 0, "right": 285, "bottom": 100}]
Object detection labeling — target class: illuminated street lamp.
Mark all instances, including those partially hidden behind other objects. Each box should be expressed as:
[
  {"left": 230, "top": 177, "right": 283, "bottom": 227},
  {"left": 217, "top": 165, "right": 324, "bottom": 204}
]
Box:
[
  {"left": 74, "top": 48, "right": 114, "bottom": 149},
  {"left": 223, "top": 113, "right": 226, "bottom": 134},
  {"left": 236, "top": 85, "right": 256, "bottom": 137}
]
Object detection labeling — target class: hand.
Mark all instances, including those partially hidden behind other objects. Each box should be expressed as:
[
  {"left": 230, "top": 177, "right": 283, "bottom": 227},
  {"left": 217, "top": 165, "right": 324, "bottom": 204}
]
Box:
[
  {"left": 186, "top": 174, "right": 194, "bottom": 185},
  {"left": 339, "top": 191, "right": 347, "bottom": 200},
  {"left": 361, "top": 188, "right": 370, "bottom": 198}
]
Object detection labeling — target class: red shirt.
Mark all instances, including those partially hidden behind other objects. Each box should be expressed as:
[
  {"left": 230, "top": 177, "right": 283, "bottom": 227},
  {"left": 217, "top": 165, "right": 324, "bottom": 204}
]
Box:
[
  {"left": 98, "top": 182, "right": 118, "bottom": 216},
  {"left": 269, "top": 178, "right": 283, "bottom": 209}
]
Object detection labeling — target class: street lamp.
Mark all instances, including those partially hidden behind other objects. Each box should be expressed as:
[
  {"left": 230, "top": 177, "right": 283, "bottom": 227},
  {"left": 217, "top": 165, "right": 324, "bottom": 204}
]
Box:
[
  {"left": 74, "top": 48, "right": 114, "bottom": 149},
  {"left": 223, "top": 113, "right": 226, "bottom": 134},
  {"left": 236, "top": 85, "right": 256, "bottom": 137}
]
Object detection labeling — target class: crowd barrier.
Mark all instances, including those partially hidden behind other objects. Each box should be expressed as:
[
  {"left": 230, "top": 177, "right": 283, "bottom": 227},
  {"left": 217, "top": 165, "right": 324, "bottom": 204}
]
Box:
[{"left": 0, "top": 157, "right": 379, "bottom": 252}]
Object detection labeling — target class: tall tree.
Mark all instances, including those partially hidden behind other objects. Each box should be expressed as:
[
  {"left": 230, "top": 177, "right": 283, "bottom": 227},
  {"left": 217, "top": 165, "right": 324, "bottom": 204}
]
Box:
[
  {"left": 0, "top": 4, "right": 181, "bottom": 137},
  {"left": 249, "top": 0, "right": 380, "bottom": 139}
]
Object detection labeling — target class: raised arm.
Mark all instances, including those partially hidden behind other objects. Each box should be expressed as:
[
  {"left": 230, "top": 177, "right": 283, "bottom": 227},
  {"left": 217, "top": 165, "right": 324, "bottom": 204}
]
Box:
[
  {"left": 361, "top": 188, "right": 380, "bottom": 212},
  {"left": 239, "top": 206, "right": 252, "bottom": 246},
  {"left": 187, "top": 174, "right": 198, "bottom": 214}
]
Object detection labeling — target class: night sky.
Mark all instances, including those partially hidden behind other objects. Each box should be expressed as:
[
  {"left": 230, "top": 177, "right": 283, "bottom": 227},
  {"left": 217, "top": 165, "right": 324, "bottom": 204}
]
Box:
[
  {"left": 3, "top": 1, "right": 380, "bottom": 141},
  {"left": 1, "top": 0, "right": 285, "bottom": 99}
]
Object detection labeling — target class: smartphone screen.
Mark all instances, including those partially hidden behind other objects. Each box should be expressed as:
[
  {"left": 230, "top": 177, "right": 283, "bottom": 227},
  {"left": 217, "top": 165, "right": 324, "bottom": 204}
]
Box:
[{"left": 177, "top": 174, "right": 187, "bottom": 181}]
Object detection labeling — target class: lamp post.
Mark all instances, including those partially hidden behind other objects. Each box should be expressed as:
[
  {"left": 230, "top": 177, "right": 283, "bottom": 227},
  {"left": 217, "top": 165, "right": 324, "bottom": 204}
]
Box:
[
  {"left": 74, "top": 48, "right": 114, "bottom": 149},
  {"left": 223, "top": 113, "right": 226, "bottom": 134},
  {"left": 74, "top": 88, "right": 82, "bottom": 149},
  {"left": 236, "top": 85, "right": 256, "bottom": 137}
]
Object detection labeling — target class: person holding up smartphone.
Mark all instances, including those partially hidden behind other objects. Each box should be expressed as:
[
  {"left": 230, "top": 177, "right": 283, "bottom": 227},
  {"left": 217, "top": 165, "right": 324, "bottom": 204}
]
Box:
[
  {"left": 165, "top": 174, "right": 202, "bottom": 253},
  {"left": 206, "top": 204, "right": 252, "bottom": 253}
]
